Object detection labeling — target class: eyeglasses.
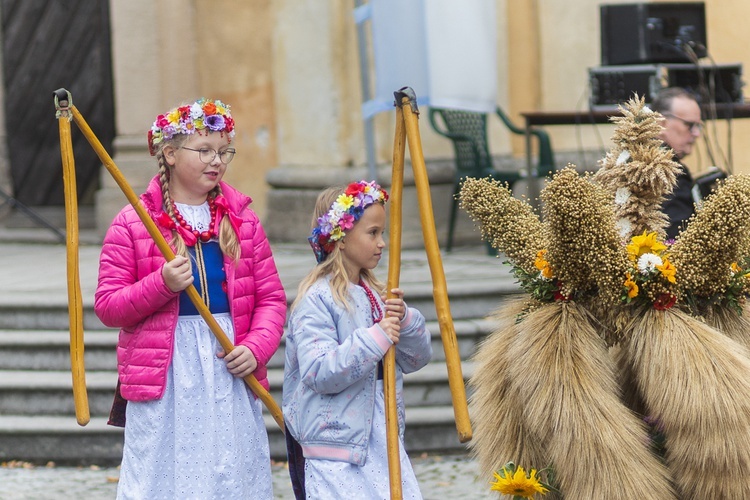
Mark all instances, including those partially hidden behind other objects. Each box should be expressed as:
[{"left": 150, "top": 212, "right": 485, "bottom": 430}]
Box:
[
  {"left": 181, "top": 147, "right": 236, "bottom": 164},
  {"left": 662, "top": 113, "right": 704, "bottom": 133}
]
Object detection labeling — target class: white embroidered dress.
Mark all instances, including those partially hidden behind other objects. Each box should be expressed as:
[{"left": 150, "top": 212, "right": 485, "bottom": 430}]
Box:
[
  {"left": 304, "top": 380, "right": 423, "bottom": 499},
  {"left": 116, "top": 202, "right": 272, "bottom": 500}
]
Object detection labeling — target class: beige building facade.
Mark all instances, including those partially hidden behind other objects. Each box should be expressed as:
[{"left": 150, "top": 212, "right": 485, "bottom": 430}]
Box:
[{"left": 6, "top": 0, "right": 749, "bottom": 244}]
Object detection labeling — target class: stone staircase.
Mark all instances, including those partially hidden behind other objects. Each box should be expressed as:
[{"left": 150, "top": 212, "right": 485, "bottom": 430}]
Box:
[{"left": 0, "top": 244, "right": 521, "bottom": 466}]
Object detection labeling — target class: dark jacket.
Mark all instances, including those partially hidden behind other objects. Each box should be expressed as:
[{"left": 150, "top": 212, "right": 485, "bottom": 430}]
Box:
[{"left": 661, "top": 161, "right": 694, "bottom": 240}]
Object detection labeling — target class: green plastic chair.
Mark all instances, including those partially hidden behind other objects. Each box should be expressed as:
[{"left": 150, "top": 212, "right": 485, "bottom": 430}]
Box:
[{"left": 428, "top": 106, "right": 556, "bottom": 252}]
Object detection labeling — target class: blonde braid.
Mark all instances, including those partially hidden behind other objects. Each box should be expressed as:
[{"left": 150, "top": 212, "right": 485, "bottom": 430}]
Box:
[
  {"left": 157, "top": 153, "right": 188, "bottom": 259},
  {"left": 210, "top": 185, "right": 240, "bottom": 261}
]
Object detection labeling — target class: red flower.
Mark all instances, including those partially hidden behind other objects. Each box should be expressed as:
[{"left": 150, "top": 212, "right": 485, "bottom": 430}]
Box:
[
  {"left": 653, "top": 293, "right": 677, "bottom": 310},
  {"left": 224, "top": 115, "right": 235, "bottom": 133},
  {"left": 346, "top": 182, "right": 366, "bottom": 197},
  {"left": 178, "top": 106, "right": 190, "bottom": 120},
  {"left": 553, "top": 290, "right": 570, "bottom": 302},
  {"left": 155, "top": 115, "right": 169, "bottom": 128}
]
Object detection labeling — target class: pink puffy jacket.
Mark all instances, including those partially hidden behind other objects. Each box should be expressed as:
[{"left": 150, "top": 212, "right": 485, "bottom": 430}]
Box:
[{"left": 95, "top": 175, "right": 287, "bottom": 401}]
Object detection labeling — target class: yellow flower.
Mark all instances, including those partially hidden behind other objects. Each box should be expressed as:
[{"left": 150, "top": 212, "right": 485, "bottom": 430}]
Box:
[
  {"left": 626, "top": 231, "right": 667, "bottom": 261},
  {"left": 728, "top": 262, "right": 750, "bottom": 279},
  {"left": 534, "top": 250, "right": 547, "bottom": 269},
  {"left": 335, "top": 194, "right": 354, "bottom": 210},
  {"left": 534, "top": 250, "right": 554, "bottom": 279},
  {"left": 656, "top": 259, "right": 677, "bottom": 284},
  {"left": 624, "top": 273, "right": 639, "bottom": 298},
  {"left": 490, "top": 466, "right": 549, "bottom": 498},
  {"left": 167, "top": 108, "right": 181, "bottom": 124},
  {"left": 329, "top": 226, "right": 344, "bottom": 241}
]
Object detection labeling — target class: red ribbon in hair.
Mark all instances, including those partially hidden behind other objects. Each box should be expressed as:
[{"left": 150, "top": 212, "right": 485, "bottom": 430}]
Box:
[{"left": 212, "top": 195, "right": 242, "bottom": 238}]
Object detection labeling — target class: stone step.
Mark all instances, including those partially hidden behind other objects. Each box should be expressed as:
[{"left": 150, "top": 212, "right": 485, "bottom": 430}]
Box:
[
  {"left": 0, "top": 242, "right": 515, "bottom": 465},
  {"left": 0, "top": 268, "right": 520, "bottom": 331},
  {"left": 0, "top": 330, "right": 118, "bottom": 371},
  {"left": 0, "top": 317, "right": 498, "bottom": 372},
  {"left": 0, "top": 405, "right": 470, "bottom": 466},
  {"left": 0, "top": 304, "right": 107, "bottom": 331},
  {"left": 0, "top": 361, "right": 477, "bottom": 419},
  {"left": 0, "top": 290, "right": 514, "bottom": 331},
  {"left": 0, "top": 371, "right": 118, "bottom": 417},
  {"left": 3, "top": 206, "right": 96, "bottom": 230}
]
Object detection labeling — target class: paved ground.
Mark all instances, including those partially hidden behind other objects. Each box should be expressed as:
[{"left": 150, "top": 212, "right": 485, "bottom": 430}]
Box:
[{"left": 0, "top": 453, "right": 494, "bottom": 499}]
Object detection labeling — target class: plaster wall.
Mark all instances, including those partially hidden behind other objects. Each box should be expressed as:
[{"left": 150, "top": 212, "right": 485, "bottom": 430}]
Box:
[
  {"left": 99, "top": 0, "right": 274, "bottom": 233},
  {"left": 194, "top": 1, "right": 276, "bottom": 217}
]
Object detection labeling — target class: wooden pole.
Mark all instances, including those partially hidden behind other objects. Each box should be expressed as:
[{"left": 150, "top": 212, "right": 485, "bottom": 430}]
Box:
[
  {"left": 384, "top": 103, "right": 407, "bottom": 499},
  {"left": 54, "top": 89, "right": 284, "bottom": 432},
  {"left": 395, "top": 88, "right": 472, "bottom": 443},
  {"left": 56, "top": 97, "right": 90, "bottom": 426}
]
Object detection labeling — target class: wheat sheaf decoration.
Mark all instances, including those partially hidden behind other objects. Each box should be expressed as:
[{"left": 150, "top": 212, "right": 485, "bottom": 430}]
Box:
[{"left": 461, "top": 96, "right": 750, "bottom": 499}]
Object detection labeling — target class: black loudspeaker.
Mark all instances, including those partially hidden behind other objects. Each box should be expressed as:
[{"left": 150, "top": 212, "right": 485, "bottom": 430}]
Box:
[
  {"left": 589, "top": 63, "right": 743, "bottom": 109},
  {"left": 601, "top": 2, "right": 707, "bottom": 66},
  {"left": 589, "top": 65, "right": 662, "bottom": 108}
]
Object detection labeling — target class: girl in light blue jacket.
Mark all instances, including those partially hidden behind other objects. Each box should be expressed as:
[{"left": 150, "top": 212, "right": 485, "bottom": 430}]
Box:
[{"left": 282, "top": 181, "right": 432, "bottom": 499}]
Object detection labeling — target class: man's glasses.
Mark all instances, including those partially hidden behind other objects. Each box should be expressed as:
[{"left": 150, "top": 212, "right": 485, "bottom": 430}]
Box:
[
  {"left": 182, "top": 147, "right": 236, "bottom": 164},
  {"left": 662, "top": 113, "right": 704, "bottom": 133}
]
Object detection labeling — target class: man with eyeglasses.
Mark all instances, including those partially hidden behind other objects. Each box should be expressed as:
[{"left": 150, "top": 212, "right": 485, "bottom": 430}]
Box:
[{"left": 651, "top": 87, "right": 704, "bottom": 240}]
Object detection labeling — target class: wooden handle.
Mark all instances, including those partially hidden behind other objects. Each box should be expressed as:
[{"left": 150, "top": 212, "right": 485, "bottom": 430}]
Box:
[
  {"left": 384, "top": 103, "right": 408, "bottom": 500},
  {"left": 399, "top": 93, "right": 472, "bottom": 443},
  {"left": 57, "top": 108, "right": 90, "bottom": 426}
]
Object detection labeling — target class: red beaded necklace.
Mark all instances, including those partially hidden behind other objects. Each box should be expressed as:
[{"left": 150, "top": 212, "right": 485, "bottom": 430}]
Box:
[
  {"left": 171, "top": 197, "right": 218, "bottom": 243},
  {"left": 359, "top": 279, "right": 383, "bottom": 323}
]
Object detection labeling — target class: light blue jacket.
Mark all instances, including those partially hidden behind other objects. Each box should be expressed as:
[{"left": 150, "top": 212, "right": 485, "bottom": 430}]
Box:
[{"left": 282, "top": 276, "right": 432, "bottom": 466}]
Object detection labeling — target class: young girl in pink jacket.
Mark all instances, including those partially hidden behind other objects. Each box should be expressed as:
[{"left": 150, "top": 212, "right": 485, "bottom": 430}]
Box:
[{"left": 95, "top": 98, "right": 286, "bottom": 499}]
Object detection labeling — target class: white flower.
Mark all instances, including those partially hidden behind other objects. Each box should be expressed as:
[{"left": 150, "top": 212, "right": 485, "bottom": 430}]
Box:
[
  {"left": 190, "top": 102, "right": 204, "bottom": 120},
  {"left": 615, "top": 187, "right": 631, "bottom": 205},
  {"left": 642, "top": 105, "right": 653, "bottom": 114},
  {"left": 616, "top": 150, "right": 631, "bottom": 166},
  {"left": 615, "top": 218, "right": 632, "bottom": 238},
  {"left": 638, "top": 253, "right": 663, "bottom": 274}
]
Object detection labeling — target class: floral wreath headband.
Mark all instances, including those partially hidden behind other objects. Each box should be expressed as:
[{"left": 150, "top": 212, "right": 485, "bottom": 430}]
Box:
[
  {"left": 147, "top": 98, "right": 236, "bottom": 156},
  {"left": 308, "top": 180, "right": 389, "bottom": 263}
]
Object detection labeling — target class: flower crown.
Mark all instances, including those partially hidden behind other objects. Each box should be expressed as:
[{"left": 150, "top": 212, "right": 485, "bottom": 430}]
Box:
[
  {"left": 308, "top": 180, "right": 389, "bottom": 263},
  {"left": 148, "top": 98, "right": 235, "bottom": 156}
]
